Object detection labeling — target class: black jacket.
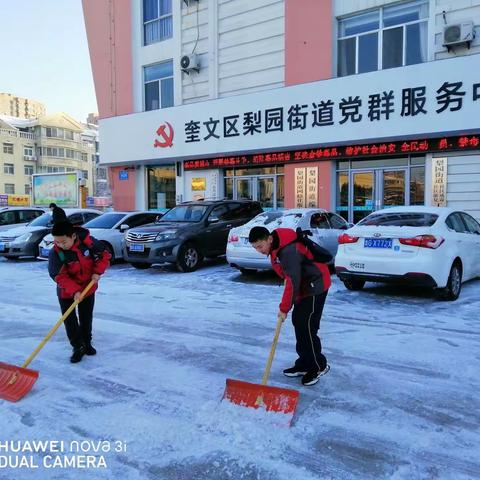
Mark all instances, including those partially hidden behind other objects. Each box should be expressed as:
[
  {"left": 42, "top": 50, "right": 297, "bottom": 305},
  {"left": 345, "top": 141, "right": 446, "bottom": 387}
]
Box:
[{"left": 52, "top": 206, "right": 67, "bottom": 224}]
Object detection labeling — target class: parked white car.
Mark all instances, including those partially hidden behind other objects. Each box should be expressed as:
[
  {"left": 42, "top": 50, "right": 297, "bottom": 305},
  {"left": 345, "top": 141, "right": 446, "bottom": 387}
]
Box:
[
  {"left": 38, "top": 211, "right": 160, "bottom": 261},
  {"left": 226, "top": 208, "right": 350, "bottom": 274},
  {"left": 335, "top": 206, "right": 480, "bottom": 300}
]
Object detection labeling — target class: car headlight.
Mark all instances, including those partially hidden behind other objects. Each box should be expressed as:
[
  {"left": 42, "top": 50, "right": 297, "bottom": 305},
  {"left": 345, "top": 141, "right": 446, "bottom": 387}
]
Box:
[
  {"left": 155, "top": 230, "right": 177, "bottom": 241},
  {"left": 13, "top": 233, "right": 32, "bottom": 243}
]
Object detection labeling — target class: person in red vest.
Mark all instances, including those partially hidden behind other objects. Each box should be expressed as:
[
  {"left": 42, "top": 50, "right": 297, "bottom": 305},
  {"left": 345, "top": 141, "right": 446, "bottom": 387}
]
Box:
[
  {"left": 48, "top": 221, "right": 110, "bottom": 363},
  {"left": 249, "top": 226, "right": 332, "bottom": 386}
]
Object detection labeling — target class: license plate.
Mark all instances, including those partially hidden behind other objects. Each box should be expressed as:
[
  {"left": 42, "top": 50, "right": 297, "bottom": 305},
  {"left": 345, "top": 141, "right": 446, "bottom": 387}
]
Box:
[
  {"left": 364, "top": 238, "right": 393, "bottom": 249},
  {"left": 41, "top": 248, "right": 50, "bottom": 257},
  {"left": 129, "top": 244, "right": 145, "bottom": 252},
  {"left": 0, "top": 243, "right": 4, "bottom": 252}
]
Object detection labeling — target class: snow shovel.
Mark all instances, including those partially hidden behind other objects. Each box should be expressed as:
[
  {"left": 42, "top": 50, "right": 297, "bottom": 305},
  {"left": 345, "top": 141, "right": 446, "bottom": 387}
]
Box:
[
  {"left": 223, "top": 314, "right": 300, "bottom": 426},
  {"left": 0, "top": 280, "right": 95, "bottom": 403}
]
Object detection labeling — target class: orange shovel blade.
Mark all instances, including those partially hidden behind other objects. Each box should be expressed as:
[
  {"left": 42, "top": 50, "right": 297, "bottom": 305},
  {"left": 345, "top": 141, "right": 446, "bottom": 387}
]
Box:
[
  {"left": 0, "top": 362, "right": 39, "bottom": 402},
  {"left": 223, "top": 378, "right": 299, "bottom": 424}
]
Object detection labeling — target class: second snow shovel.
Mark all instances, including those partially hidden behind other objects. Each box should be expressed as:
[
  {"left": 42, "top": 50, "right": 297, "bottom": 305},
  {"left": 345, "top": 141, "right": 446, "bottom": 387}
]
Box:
[
  {"left": 0, "top": 280, "right": 95, "bottom": 403},
  {"left": 223, "top": 314, "right": 300, "bottom": 426}
]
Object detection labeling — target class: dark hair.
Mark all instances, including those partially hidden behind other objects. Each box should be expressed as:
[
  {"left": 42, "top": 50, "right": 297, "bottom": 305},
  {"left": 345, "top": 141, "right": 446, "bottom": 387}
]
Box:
[
  {"left": 248, "top": 226, "right": 270, "bottom": 243},
  {"left": 49, "top": 203, "right": 56, "bottom": 208},
  {"left": 51, "top": 221, "right": 75, "bottom": 237}
]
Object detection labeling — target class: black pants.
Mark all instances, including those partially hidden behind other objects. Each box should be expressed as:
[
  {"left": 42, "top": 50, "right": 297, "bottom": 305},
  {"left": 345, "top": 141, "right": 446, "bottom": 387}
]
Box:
[
  {"left": 291, "top": 291, "right": 328, "bottom": 372},
  {"left": 58, "top": 294, "right": 95, "bottom": 349}
]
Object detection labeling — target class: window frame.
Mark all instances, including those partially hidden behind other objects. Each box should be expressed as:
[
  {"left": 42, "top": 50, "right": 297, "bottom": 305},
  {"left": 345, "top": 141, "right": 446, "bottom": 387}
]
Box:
[
  {"left": 4, "top": 163, "right": 15, "bottom": 175},
  {"left": 337, "top": 0, "right": 428, "bottom": 77},
  {"left": 4, "top": 183, "right": 15, "bottom": 194},
  {"left": 143, "top": 60, "right": 174, "bottom": 111},
  {"left": 143, "top": 0, "right": 173, "bottom": 46}
]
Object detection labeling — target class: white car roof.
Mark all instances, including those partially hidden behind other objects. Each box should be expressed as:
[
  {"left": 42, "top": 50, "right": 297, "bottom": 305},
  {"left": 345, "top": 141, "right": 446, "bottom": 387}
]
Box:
[
  {"left": 0, "top": 206, "right": 45, "bottom": 211},
  {"left": 264, "top": 208, "right": 329, "bottom": 216}
]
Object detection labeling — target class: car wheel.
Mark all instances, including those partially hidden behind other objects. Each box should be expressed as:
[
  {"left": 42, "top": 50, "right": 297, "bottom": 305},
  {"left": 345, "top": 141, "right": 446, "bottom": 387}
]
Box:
[
  {"left": 131, "top": 262, "right": 151, "bottom": 270},
  {"left": 177, "top": 243, "right": 202, "bottom": 273},
  {"left": 343, "top": 278, "right": 365, "bottom": 291},
  {"left": 440, "top": 262, "right": 462, "bottom": 301},
  {"left": 239, "top": 268, "right": 257, "bottom": 275},
  {"left": 102, "top": 242, "right": 115, "bottom": 265}
]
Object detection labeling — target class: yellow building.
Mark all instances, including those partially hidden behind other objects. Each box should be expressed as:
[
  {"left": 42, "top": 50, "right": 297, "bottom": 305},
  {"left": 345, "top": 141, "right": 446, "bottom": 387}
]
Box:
[
  {"left": 0, "top": 93, "right": 45, "bottom": 119},
  {"left": 0, "top": 112, "right": 96, "bottom": 201}
]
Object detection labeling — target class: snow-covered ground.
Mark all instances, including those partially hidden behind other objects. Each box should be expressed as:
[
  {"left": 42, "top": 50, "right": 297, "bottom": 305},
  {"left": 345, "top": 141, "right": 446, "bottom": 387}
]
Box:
[{"left": 0, "top": 256, "right": 479, "bottom": 480}]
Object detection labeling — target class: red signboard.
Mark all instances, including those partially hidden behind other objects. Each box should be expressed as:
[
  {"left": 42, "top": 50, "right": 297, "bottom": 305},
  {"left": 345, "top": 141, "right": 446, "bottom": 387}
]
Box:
[{"left": 184, "top": 134, "right": 480, "bottom": 171}]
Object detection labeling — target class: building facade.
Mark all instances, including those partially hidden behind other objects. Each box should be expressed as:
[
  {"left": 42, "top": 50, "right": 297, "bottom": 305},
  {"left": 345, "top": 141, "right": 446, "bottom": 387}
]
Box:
[
  {"left": 0, "top": 93, "right": 46, "bottom": 120},
  {"left": 83, "top": 0, "right": 480, "bottom": 220},
  {"left": 0, "top": 113, "right": 96, "bottom": 200}
]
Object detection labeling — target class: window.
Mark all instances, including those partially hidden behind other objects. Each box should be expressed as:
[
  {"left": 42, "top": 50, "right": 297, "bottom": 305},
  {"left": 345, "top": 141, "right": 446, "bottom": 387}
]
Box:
[
  {"left": 82, "top": 212, "right": 99, "bottom": 223},
  {"left": 24, "top": 146, "right": 34, "bottom": 156},
  {"left": 143, "top": 0, "right": 172, "bottom": 45},
  {"left": 24, "top": 165, "right": 34, "bottom": 176},
  {"left": 18, "top": 210, "right": 42, "bottom": 222},
  {"left": 144, "top": 61, "right": 174, "bottom": 110},
  {"left": 461, "top": 213, "right": 480, "bottom": 234},
  {"left": 65, "top": 130, "right": 74, "bottom": 140},
  {"left": 3, "top": 143, "right": 14, "bottom": 154},
  {"left": 327, "top": 213, "right": 349, "bottom": 230},
  {"left": 25, "top": 184, "right": 31, "bottom": 195},
  {"left": 147, "top": 165, "right": 176, "bottom": 209},
  {"left": 338, "top": 0, "right": 428, "bottom": 77},
  {"left": 68, "top": 213, "right": 84, "bottom": 225},
  {"left": 81, "top": 170, "right": 89, "bottom": 179},
  {"left": 446, "top": 213, "right": 468, "bottom": 233},
  {"left": 208, "top": 205, "right": 230, "bottom": 222},
  {"left": 81, "top": 153, "right": 88, "bottom": 162},
  {"left": 0, "top": 211, "right": 16, "bottom": 225},
  {"left": 310, "top": 213, "right": 330, "bottom": 229},
  {"left": 4, "top": 163, "right": 14, "bottom": 175},
  {"left": 359, "top": 212, "right": 438, "bottom": 227},
  {"left": 4, "top": 184, "right": 15, "bottom": 194}
]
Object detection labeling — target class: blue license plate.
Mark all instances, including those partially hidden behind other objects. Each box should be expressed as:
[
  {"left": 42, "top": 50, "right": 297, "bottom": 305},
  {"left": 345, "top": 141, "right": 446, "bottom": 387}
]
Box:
[
  {"left": 0, "top": 243, "right": 4, "bottom": 252},
  {"left": 129, "top": 244, "right": 145, "bottom": 252},
  {"left": 41, "top": 248, "right": 50, "bottom": 257},
  {"left": 364, "top": 238, "right": 393, "bottom": 249}
]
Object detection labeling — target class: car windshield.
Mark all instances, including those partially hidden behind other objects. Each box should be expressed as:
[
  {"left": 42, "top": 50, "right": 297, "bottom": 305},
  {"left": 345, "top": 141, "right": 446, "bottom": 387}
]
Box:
[
  {"left": 83, "top": 213, "right": 126, "bottom": 229},
  {"left": 358, "top": 212, "right": 439, "bottom": 227},
  {"left": 28, "top": 213, "right": 53, "bottom": 227},
  {"left": 160, "top": 205, "right": 208, "bottom": 222}
]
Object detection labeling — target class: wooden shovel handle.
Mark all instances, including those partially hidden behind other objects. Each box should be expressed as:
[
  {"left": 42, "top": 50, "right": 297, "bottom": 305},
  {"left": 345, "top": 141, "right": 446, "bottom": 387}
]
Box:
[
  {"left": 261, "top": 314, "right": 284, "bottom": 385},
  {"left": 21, "top": 280, "right": 96, "bottom": 369}
]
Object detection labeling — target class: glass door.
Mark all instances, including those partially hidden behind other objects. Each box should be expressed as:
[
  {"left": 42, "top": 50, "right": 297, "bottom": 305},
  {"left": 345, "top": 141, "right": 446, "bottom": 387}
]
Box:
[
  {"left": 352, "top": 171, "right": 374, "bottom": 224},
  {"left": 381, "top": 169, "right": 406, "bottom": 208},
  {"left": 235, "top": 178, "right": 253, "bottom": 200},
  {"left": 257, "top": 177, "right": 275, "bottom": 209}
]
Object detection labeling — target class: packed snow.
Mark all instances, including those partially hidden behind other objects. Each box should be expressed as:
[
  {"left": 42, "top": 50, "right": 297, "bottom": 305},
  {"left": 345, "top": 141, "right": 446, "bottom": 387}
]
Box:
[{"left": 0, "top": 256, "right": 479, "bottom": 479}]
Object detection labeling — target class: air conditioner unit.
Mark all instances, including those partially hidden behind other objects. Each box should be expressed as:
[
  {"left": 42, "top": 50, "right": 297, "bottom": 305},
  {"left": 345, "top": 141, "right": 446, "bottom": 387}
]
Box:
[
  {"left": 180, "top": 54, "right": 200, "bottom": 74},
  {"left": 183, "top": 0, "right": 199, "bottom": 7},
  {"left": 443, "top": 21, "right": 475, "bottom": 50}
]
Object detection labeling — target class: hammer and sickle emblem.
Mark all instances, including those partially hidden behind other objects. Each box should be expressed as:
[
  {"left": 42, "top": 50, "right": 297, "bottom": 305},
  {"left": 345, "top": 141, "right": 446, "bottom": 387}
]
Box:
[{"left": 154, "top": 122, "right": 174, "bottom": 148}]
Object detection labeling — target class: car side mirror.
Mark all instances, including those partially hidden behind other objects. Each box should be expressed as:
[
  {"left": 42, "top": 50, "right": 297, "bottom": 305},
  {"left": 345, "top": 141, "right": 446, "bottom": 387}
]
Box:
[
  {"left": 120, "top": 224, "right": 129, "bottom": 232},
  {"left": 208, "top": 217, "right": 219, "bottom": 224}
]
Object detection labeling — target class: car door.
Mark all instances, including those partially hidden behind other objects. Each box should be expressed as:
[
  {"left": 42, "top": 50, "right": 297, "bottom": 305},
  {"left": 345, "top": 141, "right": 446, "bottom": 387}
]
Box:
[
  {"left": 204, "top": 204, "right": 231, "bottom": 255},
  {"left": 308, "top": 211, "right": 338, "bottom": 256},
  {"left": 460, "top": 212, "right": 480, "bottom": 277},
  {"left": 445, "top": 212, "right": 472, "bottom": 280}
]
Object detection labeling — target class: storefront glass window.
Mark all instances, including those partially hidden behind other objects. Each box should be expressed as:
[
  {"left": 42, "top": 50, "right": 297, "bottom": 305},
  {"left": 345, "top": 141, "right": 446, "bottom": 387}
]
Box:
[
  {"left": 225, "top": 178, "right": 233, "bottom": 199},
  {"left": 147, "top": 165, "right": 176, "bottom": 210},
  {"left": 276, "top": 175, "right": 284, "bottom": 208},
  {"left": 337, "top": 172, "right": 349, "bottom": 221},
  {"left": 410, "top": 166, "right": 425, "bottom": 205}
]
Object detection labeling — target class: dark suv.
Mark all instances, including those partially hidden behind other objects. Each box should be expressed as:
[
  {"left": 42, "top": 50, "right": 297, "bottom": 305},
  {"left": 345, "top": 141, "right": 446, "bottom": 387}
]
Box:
[{"left": 123, "top": 200, "right": 263, "bottom": 272}]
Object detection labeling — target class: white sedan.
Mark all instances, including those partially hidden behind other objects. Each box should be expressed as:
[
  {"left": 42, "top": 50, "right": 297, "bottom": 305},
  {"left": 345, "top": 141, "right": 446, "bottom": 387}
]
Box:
[
  {"left": 335, "top": 206, "right": 480, "bottom": 300},
  {"left": 38, "top": 211, "right": 160, "bottom": 261},
  {"left": 226, "top": 208, "right": 350, "bottom": 274}
]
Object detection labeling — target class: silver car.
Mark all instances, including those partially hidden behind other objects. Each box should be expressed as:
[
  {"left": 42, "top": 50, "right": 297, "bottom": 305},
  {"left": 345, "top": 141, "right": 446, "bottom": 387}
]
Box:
[
  {"left": 38, "top": 211, "right": 160, "bottom": 260},
  {"left": 0, "top": 208, "right": 102, "bottom": 259},
  {"left": 226, "top": 208, "right": 351, "bottom": 274},
  {"left": 0, "top": 207, "right": 45, "bottom": 232}
]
